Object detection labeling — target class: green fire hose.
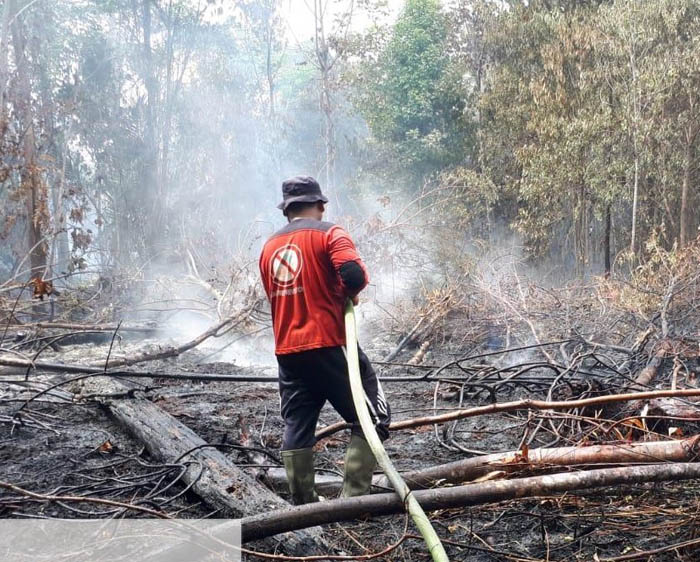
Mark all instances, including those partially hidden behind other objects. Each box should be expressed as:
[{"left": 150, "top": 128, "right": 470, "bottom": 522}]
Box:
[{"left": 344, "top": 300, "right": 449, "bottom": 562}]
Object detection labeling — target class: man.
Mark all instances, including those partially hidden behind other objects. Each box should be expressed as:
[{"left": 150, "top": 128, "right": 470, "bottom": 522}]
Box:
[{"left": 259, "top": 176, "right": 391, "bottom": 505}]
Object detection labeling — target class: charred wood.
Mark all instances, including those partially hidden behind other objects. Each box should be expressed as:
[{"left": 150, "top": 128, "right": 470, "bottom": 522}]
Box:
[
  {"left": 2, "top": 322, "right": 158, "bottom": 333},
  {"left": 94, "top": 380, "right": 327, "bottom": 555},
  {"left": 242, "top": 463, "right": 700, "bottom": 542}
]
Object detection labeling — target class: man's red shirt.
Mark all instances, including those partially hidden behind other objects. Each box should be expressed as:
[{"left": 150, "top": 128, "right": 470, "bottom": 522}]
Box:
[{"left": 259, "top": 218, "right": 368, "bottom": 355}]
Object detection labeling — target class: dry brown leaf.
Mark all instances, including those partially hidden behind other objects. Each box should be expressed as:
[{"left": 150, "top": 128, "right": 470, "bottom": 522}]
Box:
[
  {"left": 471, "top": 470, "right": 507, "bottom": 483},
  {"left": 30, "top": 277, "right": 53, "bottom": 300}
]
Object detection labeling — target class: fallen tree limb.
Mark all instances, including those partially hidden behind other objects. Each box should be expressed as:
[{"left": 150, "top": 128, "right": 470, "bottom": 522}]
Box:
[
  {"left": 242, "top": 462, "right": 700, "bottom": 542},
  {"left": 2, "top": 322, "right": 158, "bottom": 333},
  {"left": 624, "top": 344, "right": 670, "bottom": 417},
  {"left": 0, "top": 356, "right": 494, "bottom": 383},
  {"left": 384, "top": 316, "right": 426, "bottom": 362},
  {"left": 0, "top": 356, "right": 278, "bottom": 382},
  {"left": 628, "top": 344, "right": 668, "bottom": 392},
  {"left": 387, "top": 435, "right": 700, "bottom": 489},
  {"left": 315, "top": 386, "right": 700, "bottom": 439},
  {"left": 94, "top": 308, "right": 254, "bottom": 369},
  {"left": 264, "top": 470, "right": 349, "bottom": 497},
  {"left": 264, "top": 436, "right": 700, "bottom": 495}
]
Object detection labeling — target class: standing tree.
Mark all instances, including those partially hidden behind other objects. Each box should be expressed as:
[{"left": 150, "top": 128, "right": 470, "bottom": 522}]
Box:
[{"left": 352, "top": 0, "right": 470, "bottom": 182}]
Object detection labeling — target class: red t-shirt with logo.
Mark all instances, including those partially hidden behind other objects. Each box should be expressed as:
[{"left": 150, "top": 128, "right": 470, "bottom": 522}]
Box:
[{"left": 259, "top": 218, "right": 369, "bottom": 355}]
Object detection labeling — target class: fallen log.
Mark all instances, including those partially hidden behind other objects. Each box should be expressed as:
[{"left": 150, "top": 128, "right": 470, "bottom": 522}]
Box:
[
  {"left": 2, "top": 322, "right": 158, "bottom": 333},
  {"left": 624, "top": 343, "right": 671, "bottom": 421},
  {"left": 387, "top": 435, "right": 700, "bottom": 488},
  {"left": 384, "top": 316, "right": 426, "bottom": 362},
  {"left": 242, "top": 462, "right": 700, "bottom": 542},
  {"left": 628, "top": 345, "right": 669, "bottom": 392},
  {"left": 264, "top": 469, "right": 348, "bottom": 497},
  {"left": 315, "top": 386, "right": 700, "bottom": 439},
  {"left": 0, "top": 356, "right": 483, "bottom": 383},
  {"left": 0, "top": 356, "right": 279, "bottom": 382},
  {"left": 95, "top": 384, "right": 327, "bottom": 555},
  {"left": 264, "top": 436, "right": 700, "bottom": 496}
]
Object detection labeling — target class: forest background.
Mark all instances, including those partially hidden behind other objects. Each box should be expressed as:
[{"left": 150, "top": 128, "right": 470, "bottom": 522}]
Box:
[{"left": 1, "top": 0, "right": 699, "bottom": 306}]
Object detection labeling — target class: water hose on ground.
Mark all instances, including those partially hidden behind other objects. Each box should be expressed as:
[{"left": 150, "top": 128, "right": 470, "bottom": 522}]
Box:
[{"left": 344, "top": 300, "right": 449, "bottom": 562}]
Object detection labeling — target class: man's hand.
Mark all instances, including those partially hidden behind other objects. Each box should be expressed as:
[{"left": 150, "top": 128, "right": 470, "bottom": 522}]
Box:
[{"left": 352, "top": 295, "right": 360, "bottom": 306}]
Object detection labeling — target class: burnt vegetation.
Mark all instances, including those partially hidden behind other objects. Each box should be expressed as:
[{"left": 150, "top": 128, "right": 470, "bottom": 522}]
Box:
[{"left": 2, "top": 0, "right": 700, "bottom": 561}]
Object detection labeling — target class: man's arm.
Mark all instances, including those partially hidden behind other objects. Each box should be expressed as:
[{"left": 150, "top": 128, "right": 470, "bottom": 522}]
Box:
[{"left": 327, "top": 226, "right": 369, "bottom": 298}]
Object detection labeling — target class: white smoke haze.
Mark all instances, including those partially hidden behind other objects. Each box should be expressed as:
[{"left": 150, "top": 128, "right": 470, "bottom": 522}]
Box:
[{"left": 0, "top": 0, "right": 557, "bottom": 364}]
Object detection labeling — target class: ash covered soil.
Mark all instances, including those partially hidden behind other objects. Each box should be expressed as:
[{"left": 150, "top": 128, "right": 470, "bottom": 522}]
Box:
[{"left": 2, "top": 325, "right": 699, "bottom": 561}]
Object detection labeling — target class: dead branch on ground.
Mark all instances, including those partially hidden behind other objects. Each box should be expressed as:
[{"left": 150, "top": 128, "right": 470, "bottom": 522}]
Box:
[{"left": 242, "top": 463, "right": 700, "bottom": 542}]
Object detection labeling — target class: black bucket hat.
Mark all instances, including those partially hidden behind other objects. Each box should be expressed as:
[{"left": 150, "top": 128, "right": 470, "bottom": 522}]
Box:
[{"left": 277, "top": 176, "right": 329, "bottom": 211}]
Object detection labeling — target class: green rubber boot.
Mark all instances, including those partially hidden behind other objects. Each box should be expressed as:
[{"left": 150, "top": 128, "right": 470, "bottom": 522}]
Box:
[
  {"left": 341, "top": 434, "right": 376, "bottom": 498},
  {"left": 281, "top": 448, "right": 319, "bottom": 505}
]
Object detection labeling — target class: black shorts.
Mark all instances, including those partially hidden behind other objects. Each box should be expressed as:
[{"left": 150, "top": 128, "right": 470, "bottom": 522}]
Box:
[{"left": 277, "top": 345, "right": 391, "bottom": 450}]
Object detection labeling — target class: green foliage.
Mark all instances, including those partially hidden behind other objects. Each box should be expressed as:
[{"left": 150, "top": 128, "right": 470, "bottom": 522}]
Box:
[
  {"left": 3, "top": 0, "right": 700, "bottom": 281},
  {"left": 351, "top": 0, "right": 473, "bottom": 180}
]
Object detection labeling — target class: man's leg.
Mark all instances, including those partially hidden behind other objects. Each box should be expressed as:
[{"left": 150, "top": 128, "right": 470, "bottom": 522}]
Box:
[
  {"left": 320, "top": 346, "right": 391, "bottom": 436},
  {"left": 318, "top": 346, "right": 392, "bottom": 497},
  {"left": 277, "top": 354, "right": 324, "bottom": 504}
]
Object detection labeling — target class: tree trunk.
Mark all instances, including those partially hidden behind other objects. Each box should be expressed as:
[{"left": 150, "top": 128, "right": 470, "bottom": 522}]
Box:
[
  {"left": 141, "top": 0, "right": 162, "bottom": 246},
  {"left": 159, "top": 2, "right": 177, "bottom": 221},
  {"left": 242, "top": 463, "right": 700, "bottom": 542},
  {"left": 604, "top": 203, "right": 611, "bottom": 277},
  {"left": 628, "top": 41, "right": 641, "bottom": 258},
  {"left": 11, "top": 8, "right": 48, "bottom": 280},
  {"left": 680, "top": 129, "right": 691, "bottom": 247},
  {"left": 313, "top": 0, "right": 338, "bottom": 214},
  {"left": 0, "top": 0, "right": 13, "bottom": 126},
  {"left": 22, "top": 126, "right": 47, "bottom": 279},
  {"left": 630, "top": 155, "right": 639, "bottom": 255},
  {"left": 265, "top": 13, "right": 275, "bottom": 120},
  {"left": 680, "top": 100, "right": 698, "bottom": 247}
]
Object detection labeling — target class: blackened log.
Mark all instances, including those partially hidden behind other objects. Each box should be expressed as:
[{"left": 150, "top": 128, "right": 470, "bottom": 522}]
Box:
[{"left": 101, "top": 391, "right": 327, "bottom": 555}]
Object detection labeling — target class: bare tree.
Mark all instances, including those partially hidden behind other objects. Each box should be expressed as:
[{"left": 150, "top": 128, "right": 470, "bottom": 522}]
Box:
[
  {"left": 11, "top": 2, "right": 48, "bottom": 280},
  {"left": 307, "top": 0, "right": 355, "bottom": 214},
  {"left": 0, "top": 0, "right": 13, "bottom": 126}
]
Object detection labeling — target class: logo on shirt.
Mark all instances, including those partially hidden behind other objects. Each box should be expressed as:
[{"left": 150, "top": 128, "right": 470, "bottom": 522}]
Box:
[{"left": 271, "top": 244, "right": 303, "bottom": 287}]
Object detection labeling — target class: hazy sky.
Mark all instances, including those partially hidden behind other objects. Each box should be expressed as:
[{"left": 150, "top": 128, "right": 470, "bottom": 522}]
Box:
[
  {"left": 205, "top": 1, "right": 402, "bottom": 47},
  {"left": 281, "top": 0, "right": 402, "bottom": 43}
]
